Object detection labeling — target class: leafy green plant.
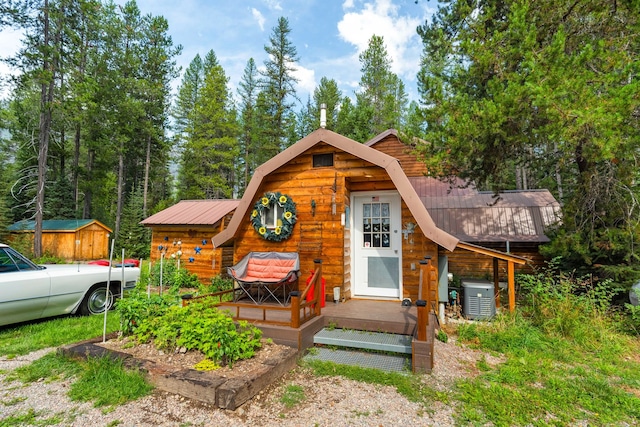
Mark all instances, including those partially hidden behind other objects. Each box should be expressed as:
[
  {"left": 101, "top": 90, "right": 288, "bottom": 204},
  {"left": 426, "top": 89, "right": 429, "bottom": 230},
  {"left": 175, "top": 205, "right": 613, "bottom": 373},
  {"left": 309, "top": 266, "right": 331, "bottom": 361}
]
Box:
[
  {"left": 126, "top": 300, "right": 262, "bottom": 367},
  {"left": 452, "top": 272, "right": 640, "bottom": 427},
  {"left": 114, "top": 291, "right": 177, "bottom": 335},
  {"left": 143, "top": 259, "right": 201, "bottom": 292},
  {"left": 193, "top": 359, "right": 220, "bottom": 371},
  {"left": 32, "top": 252, "right": 67, "bottom": 264},
  {"left": 436, "top": 329, "right": 448, "bottom": 343},
  {"left": 202, "top": 275, "right": 234, "bottom": 294},
  {"left": 624, "top": 303, "right": 640, "bottom": 334}
]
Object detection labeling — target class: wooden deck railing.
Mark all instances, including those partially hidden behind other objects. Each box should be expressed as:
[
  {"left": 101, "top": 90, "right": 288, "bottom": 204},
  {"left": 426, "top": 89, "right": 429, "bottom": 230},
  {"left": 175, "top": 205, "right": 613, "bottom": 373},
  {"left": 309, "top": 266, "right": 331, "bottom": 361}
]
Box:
[
  {"left": 182, "top": 259, "right": 324, "bottom": 329},
  {"left": 415, "top": 256, "right": 438, "bottom": 342}
]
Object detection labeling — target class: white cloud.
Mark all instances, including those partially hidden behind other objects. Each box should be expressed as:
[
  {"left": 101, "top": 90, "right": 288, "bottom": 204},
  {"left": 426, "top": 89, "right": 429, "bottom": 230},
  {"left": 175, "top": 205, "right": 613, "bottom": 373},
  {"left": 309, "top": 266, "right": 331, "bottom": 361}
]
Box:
[
  {"left": 342, "top": 0, "right": 355, "bottom": 9},
  {"left": 292, "top": 64, "right": 316, "bottom": 97},
  {"left": 251, "top": 8, "right": 266, "bottom": 31},
  {"left": 337, "top": 0, "right": 422, "bottom": 78},
  {"left": 264, "top": 0, "right": 283, "bottom": 11}
]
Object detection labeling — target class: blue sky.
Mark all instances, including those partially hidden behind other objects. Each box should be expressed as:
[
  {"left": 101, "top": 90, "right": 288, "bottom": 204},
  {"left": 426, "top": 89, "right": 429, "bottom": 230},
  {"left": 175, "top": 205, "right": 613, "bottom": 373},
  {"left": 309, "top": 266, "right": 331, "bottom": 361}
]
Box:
[{"left": 0, "top": 0, "right": 437, "bottom": 104}]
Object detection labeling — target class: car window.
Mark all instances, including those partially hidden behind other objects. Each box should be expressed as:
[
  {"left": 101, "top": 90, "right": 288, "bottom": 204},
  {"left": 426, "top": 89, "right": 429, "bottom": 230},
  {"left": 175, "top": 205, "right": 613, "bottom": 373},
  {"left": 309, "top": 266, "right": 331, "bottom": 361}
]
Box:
[
  {"left": 0, "top": 248, "right": 19, "bottom": 272},
  {"left": 0, "top": 247, "right": 40, "bottom": 272}
]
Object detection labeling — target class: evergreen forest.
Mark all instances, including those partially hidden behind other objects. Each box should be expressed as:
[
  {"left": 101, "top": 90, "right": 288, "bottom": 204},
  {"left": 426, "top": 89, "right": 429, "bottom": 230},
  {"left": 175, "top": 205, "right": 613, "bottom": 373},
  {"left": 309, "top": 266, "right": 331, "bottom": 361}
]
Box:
[{"left": 0, "top": 0, "right": 638, "bottom": 299}]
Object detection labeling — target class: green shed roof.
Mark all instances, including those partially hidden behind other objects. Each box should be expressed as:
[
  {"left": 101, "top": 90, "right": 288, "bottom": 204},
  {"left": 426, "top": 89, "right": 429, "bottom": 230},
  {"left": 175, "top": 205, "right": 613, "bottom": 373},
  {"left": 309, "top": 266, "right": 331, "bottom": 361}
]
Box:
[{"left": 8, "top": 219, "right": 111, "bottom": 232}]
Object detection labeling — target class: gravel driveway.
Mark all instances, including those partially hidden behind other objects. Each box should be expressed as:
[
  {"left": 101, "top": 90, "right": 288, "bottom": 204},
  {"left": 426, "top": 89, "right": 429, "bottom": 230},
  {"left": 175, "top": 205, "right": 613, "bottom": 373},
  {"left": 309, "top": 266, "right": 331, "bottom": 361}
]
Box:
[{"left": 0, "top": 338, "right": 502, "bottom": 426}]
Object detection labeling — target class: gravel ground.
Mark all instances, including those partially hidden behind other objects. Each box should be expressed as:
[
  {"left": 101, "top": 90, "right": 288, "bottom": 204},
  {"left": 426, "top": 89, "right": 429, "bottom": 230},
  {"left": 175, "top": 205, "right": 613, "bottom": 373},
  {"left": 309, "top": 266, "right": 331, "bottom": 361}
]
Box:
[{"left": 0, "top": 336, "right": 503, "bottom": 427}]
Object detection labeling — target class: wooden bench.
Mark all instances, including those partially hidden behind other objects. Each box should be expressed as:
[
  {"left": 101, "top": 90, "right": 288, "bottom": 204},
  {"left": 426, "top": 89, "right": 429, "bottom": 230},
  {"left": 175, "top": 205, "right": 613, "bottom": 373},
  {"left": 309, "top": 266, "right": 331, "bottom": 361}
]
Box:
[{"left": 227, "top": 252, "right": 300, "bottom": 306}]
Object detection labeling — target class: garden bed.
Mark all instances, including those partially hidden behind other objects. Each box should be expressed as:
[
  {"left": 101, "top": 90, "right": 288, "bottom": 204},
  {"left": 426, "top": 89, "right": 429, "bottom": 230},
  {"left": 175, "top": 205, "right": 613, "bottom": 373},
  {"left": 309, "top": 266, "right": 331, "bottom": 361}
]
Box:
[{"left": 60, "top": 335, "right": 298, "bottom": 410}]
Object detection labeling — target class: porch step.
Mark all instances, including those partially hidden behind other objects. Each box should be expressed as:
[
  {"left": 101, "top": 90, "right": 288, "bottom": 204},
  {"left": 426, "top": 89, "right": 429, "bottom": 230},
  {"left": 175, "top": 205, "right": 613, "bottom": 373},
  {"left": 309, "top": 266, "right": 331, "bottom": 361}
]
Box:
[
  {"left": 313, "top": 328, "right": 412, "bottom": 354},
  {"left": 304, "top": 347, "right": 410, "bottom": 373}
]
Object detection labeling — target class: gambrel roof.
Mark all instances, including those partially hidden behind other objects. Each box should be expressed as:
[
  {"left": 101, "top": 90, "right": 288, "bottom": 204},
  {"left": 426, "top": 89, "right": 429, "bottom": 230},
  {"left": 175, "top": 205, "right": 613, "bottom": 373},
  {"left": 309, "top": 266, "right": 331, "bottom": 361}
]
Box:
[{"left": 212, "top": 128, "right": 459, "bottom": 251}]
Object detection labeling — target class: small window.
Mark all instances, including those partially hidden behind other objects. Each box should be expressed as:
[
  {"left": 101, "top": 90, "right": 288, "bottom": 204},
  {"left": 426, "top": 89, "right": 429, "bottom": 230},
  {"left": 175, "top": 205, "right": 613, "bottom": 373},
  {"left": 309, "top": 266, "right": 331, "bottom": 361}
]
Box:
[
  {"left": 262, "top": 203, "right": 284, "bottom": 229},
  {"left": 313, "top": 153, "right": 334, "bottom": 168}
]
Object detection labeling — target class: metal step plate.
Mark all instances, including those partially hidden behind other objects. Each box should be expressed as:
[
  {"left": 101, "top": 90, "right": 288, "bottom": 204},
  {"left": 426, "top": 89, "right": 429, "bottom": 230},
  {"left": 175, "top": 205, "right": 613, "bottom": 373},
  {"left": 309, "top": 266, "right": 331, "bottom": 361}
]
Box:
[
  {"left": 313, "top": 328, "right": 412, "bottom": 354},
  {"left": 304, "top": 347, "right": 410, "bottom": 373}
]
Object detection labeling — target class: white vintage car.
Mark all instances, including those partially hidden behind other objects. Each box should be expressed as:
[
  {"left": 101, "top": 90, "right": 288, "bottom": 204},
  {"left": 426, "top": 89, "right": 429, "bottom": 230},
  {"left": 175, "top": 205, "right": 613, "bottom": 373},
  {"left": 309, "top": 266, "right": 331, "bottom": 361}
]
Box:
[{"left": 0, "top": 243, "right": 140, "bottom": 327}]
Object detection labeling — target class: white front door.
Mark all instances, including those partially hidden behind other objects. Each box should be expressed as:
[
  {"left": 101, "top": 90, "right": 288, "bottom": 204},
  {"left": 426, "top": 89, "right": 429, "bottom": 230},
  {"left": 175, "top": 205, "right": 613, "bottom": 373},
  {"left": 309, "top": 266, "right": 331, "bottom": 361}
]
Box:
[{"left": 352, "top": 192, "right": 402, "bottom": 298}]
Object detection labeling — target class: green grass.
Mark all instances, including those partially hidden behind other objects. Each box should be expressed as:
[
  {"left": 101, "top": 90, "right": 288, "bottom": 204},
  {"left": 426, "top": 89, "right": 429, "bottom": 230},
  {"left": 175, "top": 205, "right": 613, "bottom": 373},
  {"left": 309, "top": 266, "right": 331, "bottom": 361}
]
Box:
[
  {"left": 280, "top": 384, "right": 306, "bottom": 408},
  {"left": 6, "top": 352, "right": 82, "bottom": 383},
  {"left": 6, "top": 351, "right": 152, "bottom": 409},
  {"left": 302, "top": 358, "right": 448, "bottom": 406},
  {"left": 68, "top": 355, "right": 153, "bottom": 407},
  {"left": 1, "top": 314, "right": 153, "bottom": 423},
  {"left": 0, "top": 407, "right": 63, "bottom": 427},
  {"left": 0, "top": 314, "right": 121, "bottom": 357},
  {"left": 452, "top": 312, "right": 640, "bottom": 426}
]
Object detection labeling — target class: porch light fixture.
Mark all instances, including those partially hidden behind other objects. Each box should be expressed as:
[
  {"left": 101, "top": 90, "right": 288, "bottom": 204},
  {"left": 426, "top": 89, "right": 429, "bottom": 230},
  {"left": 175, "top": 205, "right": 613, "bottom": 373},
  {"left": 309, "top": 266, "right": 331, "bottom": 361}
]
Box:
[{"left": 311, "top": 199, "right": 316, "bottom": 216}]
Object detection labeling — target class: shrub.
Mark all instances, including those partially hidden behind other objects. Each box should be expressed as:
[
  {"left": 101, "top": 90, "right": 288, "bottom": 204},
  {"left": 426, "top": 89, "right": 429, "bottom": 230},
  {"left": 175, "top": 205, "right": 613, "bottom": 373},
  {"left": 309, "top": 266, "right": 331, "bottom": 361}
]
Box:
[
  {"left": 115, "top": 291, "right": 177, "bottom": 335},
  {"left": 143, "top": 258, "right": 201, "bottom": 292},
  {"left": 513, "top": 261, "right": 628, "bottom": 355},
  {"left": 118, "top": 297, "right": 262, "bottom": 367},
  {"left": 624, "top": 303, "right": 640, "bottom": 335}
]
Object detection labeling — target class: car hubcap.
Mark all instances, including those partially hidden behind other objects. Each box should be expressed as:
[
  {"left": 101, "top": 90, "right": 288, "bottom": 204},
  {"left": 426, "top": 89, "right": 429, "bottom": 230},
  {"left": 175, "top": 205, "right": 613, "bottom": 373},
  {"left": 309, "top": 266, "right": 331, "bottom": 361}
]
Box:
[{"left": 88, "top": 288, "right": 113, "bottom": 314}]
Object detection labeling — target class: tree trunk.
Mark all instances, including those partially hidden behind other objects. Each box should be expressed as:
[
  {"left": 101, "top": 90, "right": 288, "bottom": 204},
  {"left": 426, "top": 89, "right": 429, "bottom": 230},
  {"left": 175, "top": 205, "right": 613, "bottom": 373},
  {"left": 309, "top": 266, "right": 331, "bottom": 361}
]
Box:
[
  {"left": 73, "top": 123, "right": 81, "bottom": 213},
  {"left": 35, "top": 0, "right": 54, "bottom": 258},
  {"left": 143, "top": 134, "right": 151, "bottom": 217},
  {"left": 83, "top": 148, "right": 94, "bottom": 218},
  {"left": 554, "top": 141, "right": 564, "bottom": 206},
  {"left": 115, "top": 143, "right": 124, "bottom": 240}
]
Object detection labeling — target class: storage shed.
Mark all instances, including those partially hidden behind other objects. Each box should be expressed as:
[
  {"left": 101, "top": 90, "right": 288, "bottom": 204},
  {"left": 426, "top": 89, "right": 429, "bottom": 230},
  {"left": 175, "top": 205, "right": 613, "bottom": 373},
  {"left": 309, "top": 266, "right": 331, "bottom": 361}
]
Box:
[{"left": 7, "top": 219, "right": 112, "bottom": 260}]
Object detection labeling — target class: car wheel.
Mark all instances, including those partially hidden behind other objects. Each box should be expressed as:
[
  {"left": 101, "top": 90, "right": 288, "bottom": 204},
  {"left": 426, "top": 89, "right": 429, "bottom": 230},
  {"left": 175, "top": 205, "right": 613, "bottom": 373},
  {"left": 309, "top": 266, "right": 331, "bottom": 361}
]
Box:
[{"left": 80, "top": 284, "right": 114, "bottom": 315}]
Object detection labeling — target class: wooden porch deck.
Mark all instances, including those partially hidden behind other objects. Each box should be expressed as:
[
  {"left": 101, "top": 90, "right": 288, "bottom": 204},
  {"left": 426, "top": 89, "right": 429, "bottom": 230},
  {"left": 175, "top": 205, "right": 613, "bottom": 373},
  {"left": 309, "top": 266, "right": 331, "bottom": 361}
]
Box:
[{"left": 218, "top": 299, "right": 418, "bottom": 351}]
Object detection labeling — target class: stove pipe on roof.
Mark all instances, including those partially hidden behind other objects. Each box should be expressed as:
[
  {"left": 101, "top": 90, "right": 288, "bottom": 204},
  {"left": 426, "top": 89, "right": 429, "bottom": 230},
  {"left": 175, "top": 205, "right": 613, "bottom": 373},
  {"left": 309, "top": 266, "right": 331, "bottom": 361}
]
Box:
[{"left": 320, "top": 103, "right": 327, "bottom": 128}]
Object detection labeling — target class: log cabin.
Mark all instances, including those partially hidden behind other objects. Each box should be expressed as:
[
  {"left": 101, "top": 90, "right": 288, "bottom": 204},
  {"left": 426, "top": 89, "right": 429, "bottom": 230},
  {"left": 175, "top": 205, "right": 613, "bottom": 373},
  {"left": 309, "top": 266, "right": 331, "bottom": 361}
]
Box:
[{"left": 211, "top": 127, "right": 559, "bottom": 312}]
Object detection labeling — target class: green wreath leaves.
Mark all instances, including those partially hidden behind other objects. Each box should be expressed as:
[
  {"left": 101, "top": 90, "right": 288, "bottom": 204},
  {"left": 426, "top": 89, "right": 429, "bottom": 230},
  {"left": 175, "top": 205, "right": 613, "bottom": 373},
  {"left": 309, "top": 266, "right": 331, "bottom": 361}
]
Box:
[{"left": 250, "top": 192, "right": 297, "bottom": 242}]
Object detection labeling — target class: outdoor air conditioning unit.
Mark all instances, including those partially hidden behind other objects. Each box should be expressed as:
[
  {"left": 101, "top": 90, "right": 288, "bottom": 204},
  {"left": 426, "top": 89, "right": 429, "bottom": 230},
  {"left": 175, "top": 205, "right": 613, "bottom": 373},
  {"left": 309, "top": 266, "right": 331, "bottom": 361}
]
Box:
[{"left": 462, "top": 279, "right": 496, "bottom": 320}]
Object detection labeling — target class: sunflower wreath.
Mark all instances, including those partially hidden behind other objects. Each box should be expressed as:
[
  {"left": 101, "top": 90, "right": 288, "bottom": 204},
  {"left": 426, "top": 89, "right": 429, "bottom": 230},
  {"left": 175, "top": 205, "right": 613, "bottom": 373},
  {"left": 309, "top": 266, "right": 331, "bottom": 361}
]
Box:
[{"left": 250, "top": 192, "right": 297, "bottom": 242}]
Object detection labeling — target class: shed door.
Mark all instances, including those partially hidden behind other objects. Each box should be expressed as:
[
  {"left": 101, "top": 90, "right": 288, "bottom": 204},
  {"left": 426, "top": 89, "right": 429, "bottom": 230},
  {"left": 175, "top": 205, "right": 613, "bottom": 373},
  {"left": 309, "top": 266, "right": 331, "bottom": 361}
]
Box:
[{"left": 352, "top": 192, "right": 402, "bottom": 298}]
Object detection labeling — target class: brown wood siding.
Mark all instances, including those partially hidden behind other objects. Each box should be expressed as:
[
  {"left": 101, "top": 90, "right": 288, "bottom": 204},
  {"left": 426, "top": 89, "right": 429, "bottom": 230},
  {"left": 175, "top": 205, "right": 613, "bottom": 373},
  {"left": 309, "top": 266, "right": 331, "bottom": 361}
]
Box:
[
  {"left": 14, "top": 223, "right": 111, "bottom": 261},
  {"left": 370, "top": 135, "right": 428, "bottom": 177},
  {"left": 440, "top": 244, "right": 544, "bottom": 281},
  {"left": 76, "top": 224, "right": 110, "bottom": 259},
  {"left": 148, "top": 224, "right": 226, "bottom": 283},
  {"left": 42, "top": 232, "right": 74, "bottom": 259},
  {"left": 401, "top": 200, "right": 439, "bottom": 301},
  {"left": 233, "top": 142, "right": 440, "bottom": 302}
]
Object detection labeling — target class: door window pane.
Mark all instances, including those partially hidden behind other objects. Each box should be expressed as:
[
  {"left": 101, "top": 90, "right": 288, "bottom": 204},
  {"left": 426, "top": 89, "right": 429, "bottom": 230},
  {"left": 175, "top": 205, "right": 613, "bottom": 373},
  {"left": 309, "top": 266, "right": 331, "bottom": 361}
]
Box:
[{"left": 362, "top": 200, "right": 392, "bottom": 248}]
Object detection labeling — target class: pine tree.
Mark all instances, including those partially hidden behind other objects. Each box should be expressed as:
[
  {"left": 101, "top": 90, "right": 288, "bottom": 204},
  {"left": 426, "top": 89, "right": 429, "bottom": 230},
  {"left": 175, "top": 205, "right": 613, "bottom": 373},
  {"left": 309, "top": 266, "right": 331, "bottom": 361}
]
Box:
[
  {"left": 178, "top": 50, "right": 239, "bottom": 199},
  {"left": 237, "top": 58, "right": 260, "bottom": 193},
  {"left": 355, "top": 35, "right": 407, "bottom": 138},
  {"left": 416, "top": 0, "right": 640, "bottom": 288},
  {"left": 260, "top": 16, "right": 299, "bottom": 157},
  {"left": 313, "top": 77, "right": 342, "bottom": 131},
  {"left": 117, "top": 186, "right": 150, "bottom": 259}
]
